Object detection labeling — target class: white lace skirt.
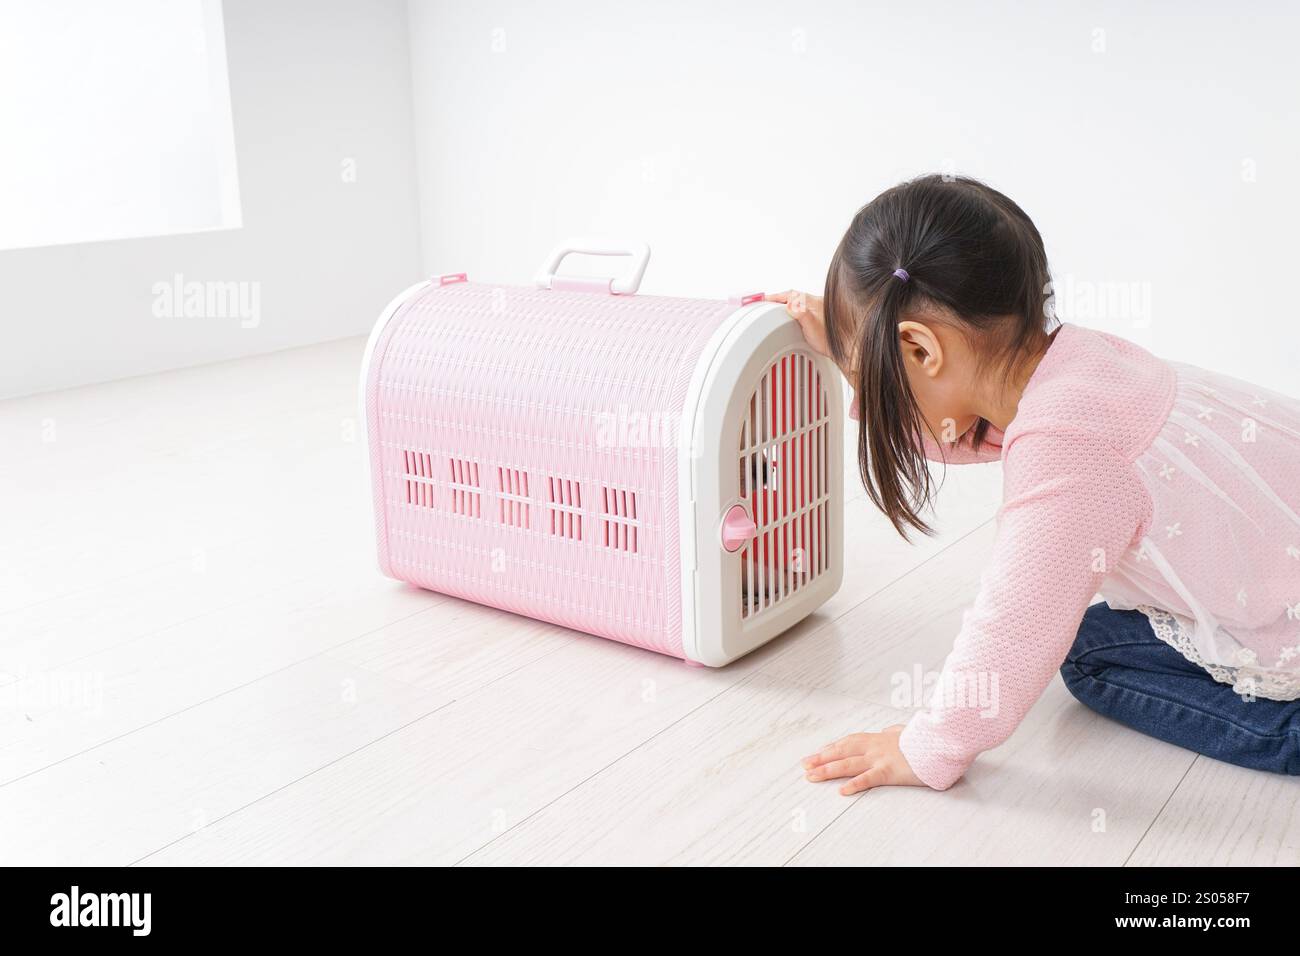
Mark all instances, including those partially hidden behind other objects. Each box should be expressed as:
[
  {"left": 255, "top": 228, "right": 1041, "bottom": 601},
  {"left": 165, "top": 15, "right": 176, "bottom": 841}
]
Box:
[{"left": 1138, "top": 606, "right": 1300, "bottom": 700}]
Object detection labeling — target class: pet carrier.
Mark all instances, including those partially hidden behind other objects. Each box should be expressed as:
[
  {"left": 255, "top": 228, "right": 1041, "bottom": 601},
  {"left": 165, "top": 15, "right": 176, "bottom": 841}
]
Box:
[{"left": 361, "top": 238, "right": 843, "bottom": 665}]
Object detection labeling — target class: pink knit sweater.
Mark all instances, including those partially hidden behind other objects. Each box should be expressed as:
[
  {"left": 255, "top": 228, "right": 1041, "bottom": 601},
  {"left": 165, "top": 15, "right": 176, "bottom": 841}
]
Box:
[{"left": 891, "top": 323, "right": 1300, "bottom": 790}]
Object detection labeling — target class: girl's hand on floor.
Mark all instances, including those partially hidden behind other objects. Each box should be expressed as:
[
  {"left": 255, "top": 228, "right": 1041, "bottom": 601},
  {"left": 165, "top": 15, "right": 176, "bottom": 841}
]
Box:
[
  {"left": 766, "top": 290, "right": 829, "bottom": 359},
  {"left": 801, "top": 725, "right": 928, "bottom": 794}
]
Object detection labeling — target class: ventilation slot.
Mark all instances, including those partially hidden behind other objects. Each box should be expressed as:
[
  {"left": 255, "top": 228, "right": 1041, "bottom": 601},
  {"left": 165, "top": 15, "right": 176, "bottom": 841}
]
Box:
[
  {"left": 402, "top": 450, "right": 436, "bottom": 509},
  {"left": 546, "top": 477, "right": 583, "bottom": 540},
  {"left": 600, "top": 487, "right": 640, "bottom": 553},
  {"left": 738, "top": 352, "right": 831, "bottom": 620},
  {"left": 497, "top": 467, "right": 530, "bottom": 529},
  {"left": 448, "top": 458, "right": 481, "bottom": 517}
]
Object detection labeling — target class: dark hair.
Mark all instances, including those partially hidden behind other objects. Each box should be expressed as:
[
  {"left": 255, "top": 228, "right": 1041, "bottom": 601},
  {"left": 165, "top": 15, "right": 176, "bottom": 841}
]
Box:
[{"left": 824, "top": 175, "right": 1055, "bottom": 538}]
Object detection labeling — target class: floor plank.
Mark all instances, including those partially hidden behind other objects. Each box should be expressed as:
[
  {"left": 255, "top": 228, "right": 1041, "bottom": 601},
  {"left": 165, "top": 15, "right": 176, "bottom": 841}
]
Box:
[
  {"left": 758, "top": 521, "right": 998, "bottom": 706},
  {"left": 0, "top": 550, "right": 437, "bottom": 784},
  {"left": 464, "top": 672, "right": 913, "bottom": 866},
  {"left": 1126, "top": 757, "right": 1300, "bottom": 866},
  {"left": 790, "top": 679, "right": 1196, "bottom": 866},
  {"left": 0, "top": 655, "right": 432, "bottom": 866},
  {"left": 135, "top": 638, "right": 769, "bottom": 865},
  {"left": 0, "top": 339, "right": 369, "bottom": 613}
]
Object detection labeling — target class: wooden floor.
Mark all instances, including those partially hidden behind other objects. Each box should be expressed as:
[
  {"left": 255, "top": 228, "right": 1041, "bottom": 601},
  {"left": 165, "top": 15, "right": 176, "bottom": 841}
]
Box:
[{"left": 2, "top": 338, "right": 1295, "bottom": 866}]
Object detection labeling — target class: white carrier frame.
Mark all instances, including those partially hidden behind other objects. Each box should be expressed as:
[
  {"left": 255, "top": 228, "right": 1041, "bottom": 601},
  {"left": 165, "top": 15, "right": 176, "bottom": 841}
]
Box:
[{"left": 679, "top": 301, "right": 844, "bottom": 665}]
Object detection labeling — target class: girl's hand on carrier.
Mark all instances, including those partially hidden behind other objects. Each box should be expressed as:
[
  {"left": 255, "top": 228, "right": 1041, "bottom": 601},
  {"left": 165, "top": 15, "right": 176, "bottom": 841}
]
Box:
[
  {"left": 801, "top": 725, "right": 927, "bottom": 794},
  {"left": 766, "top": 290, "right": 829, "bottom": 359}
]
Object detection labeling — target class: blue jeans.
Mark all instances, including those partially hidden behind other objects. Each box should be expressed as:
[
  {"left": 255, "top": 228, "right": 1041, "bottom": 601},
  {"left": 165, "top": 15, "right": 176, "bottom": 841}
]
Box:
[{"left": 1060, "top": 603, "right": 1300, "bottom": 774}]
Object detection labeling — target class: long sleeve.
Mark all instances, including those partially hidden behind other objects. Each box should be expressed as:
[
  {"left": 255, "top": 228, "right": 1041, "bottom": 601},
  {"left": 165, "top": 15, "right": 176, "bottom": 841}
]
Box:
[{"left": 897, "top": 428, "right": 1151, "bottom": 790}]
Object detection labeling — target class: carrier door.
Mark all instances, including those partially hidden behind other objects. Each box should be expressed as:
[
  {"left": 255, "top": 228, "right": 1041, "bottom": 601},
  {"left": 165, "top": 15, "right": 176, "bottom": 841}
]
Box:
[{"left": 681, "top": 304, "right": 844, "bottom": 666}]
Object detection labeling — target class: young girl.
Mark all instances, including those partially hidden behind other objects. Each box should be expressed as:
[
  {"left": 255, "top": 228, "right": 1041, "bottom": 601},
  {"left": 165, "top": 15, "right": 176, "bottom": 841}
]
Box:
[{"left": 775, "top": 175, "right": 1300, "bottom": 794}]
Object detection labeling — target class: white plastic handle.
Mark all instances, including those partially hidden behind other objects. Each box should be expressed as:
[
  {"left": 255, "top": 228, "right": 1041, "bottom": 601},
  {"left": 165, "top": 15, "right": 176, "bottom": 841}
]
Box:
[{"left": 534, "top": 237, "right": 651, "bottom": 295}]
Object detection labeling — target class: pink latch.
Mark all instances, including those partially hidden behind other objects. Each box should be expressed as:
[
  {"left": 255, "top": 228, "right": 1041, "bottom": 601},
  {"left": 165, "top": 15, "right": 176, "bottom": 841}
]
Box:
[
  {"left": 436, "top": 273, "right": 468, "bottom": 285},
  {"left": 720, "top": 504, "right": 757, "bottom": 553},
  {"left": 728, "top": 291, "right": 765, "bottom": 306}
]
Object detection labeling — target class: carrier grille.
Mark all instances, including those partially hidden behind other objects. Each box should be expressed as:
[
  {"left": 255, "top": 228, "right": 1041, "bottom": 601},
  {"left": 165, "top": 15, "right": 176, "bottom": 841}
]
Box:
[
  {"left": 402, "top": 450, "right": 436, "bottom": 508},
  {"left": 448, "top": 458, "right": 481, "bottom": 517},
  {"left": 497, "top": 467, "right": 530, "bottom": 529},
  {"left": 547, "top": 477, "right": 584, "bottom": 540},
  {"left": 738, "top": 352, "right": 831, "bottom": 619},
  {"left": 600, "top": 487, "right": 640, "bottom": 553}
]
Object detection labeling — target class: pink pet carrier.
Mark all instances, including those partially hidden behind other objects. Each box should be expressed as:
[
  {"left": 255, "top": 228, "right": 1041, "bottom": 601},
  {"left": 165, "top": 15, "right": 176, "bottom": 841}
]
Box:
[{"left": 361, "top": 238, "right": 844, "bottom": 665}]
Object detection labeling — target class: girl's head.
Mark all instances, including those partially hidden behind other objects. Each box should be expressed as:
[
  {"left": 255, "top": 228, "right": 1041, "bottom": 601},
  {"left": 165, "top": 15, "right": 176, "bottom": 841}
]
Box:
[{"left": 825, "top": 174, "right": 1056, "bottom": 538}]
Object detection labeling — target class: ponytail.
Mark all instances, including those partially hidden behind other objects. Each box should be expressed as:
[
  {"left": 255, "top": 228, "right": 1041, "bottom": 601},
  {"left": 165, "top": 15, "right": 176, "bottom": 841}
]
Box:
[
  {"left": 827, "top": 248, "right": 936, "bottom": 538},
  {"left": 824, "top": 175, "right": 1055, "bottom": 539}
]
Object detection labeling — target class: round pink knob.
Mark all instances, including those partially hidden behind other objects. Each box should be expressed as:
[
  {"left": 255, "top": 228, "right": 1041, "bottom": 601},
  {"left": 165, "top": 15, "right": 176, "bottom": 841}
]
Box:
[{"left": 720, "top": 504, "right": 756, "bottom": 553}]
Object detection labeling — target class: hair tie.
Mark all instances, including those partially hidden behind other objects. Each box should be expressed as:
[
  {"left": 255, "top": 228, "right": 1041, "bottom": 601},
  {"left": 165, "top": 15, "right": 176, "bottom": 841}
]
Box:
[{"left": 892, "top": 268, "right": 910, "bottom": 282}]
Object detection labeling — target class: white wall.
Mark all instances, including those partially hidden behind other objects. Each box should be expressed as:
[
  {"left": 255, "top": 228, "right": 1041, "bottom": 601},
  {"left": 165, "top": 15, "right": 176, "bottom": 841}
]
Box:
[
  {"left": 0, "top": 0, "right": 422, "bottom": 398},
  {"left": 407, "top": 0, "right": 1300, "bottom": 394}
]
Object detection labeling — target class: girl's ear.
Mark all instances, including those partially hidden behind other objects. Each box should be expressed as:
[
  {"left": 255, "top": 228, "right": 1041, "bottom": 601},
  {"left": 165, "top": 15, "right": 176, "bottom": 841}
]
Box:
[{"left": 896, "top": 320, "right": 944, "bottom": 378}]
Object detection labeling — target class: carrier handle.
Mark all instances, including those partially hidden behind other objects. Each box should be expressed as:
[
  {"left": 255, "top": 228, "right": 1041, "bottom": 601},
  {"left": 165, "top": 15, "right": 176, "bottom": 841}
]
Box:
[{"left": 534, "top": 237, "right": 651, "bottom": 295}]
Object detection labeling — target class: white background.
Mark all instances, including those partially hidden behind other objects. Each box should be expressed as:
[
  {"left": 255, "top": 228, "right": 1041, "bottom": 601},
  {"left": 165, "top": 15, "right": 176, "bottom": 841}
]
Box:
[{"left": 409, "top": 0, "right": 1300, "bottom": 394}]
